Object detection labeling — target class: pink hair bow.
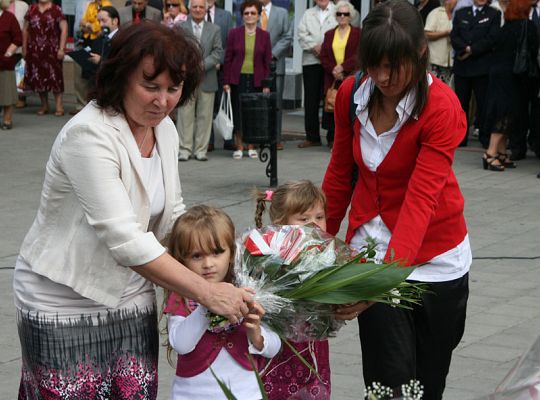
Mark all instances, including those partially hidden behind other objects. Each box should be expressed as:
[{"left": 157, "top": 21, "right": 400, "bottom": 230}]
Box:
[{"left": 265, "top": 190, "right": 273, "bottom": 201}]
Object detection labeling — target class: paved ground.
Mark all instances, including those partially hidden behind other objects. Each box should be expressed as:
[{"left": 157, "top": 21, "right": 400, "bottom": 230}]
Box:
[{"left": 1, "top": 95, "right": 540, "bottom": 399}]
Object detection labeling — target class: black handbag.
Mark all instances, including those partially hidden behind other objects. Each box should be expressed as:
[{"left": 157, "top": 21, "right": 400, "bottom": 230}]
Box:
[{"left": 513, "top": 20, "right": 538, "bottom": 77}]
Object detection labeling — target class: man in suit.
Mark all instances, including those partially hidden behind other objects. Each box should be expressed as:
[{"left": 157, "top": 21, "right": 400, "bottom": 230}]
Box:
[
  {"left": 259, "top": 0, "right": 292, "bottom": 150},
  {"left": 176, "top": 0, "right": 223, "bottom": 161},
  {"left": 451, "top": 0, "right": 500, "bottom": 147},
  {"left": 87, "top": 6, "right": 120, "bottom": 68},
  {"left": 118, "top": 0, "right": 161, "bottom": 26},
  {"left": 206, "top": 0, "right": 234, "bottom": 152}
]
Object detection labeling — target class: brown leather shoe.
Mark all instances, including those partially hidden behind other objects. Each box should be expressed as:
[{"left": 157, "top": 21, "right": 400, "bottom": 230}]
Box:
[
  {"left": 276, "top": 143, "right": 284, "bottom": 150},
  {"left": 297, "top": 140, "right": 322, "bottom": 148}
]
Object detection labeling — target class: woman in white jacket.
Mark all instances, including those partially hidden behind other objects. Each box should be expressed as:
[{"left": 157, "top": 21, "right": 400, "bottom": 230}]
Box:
[{"left": 14, "top": 23, "right": 252, "bottom": 400}]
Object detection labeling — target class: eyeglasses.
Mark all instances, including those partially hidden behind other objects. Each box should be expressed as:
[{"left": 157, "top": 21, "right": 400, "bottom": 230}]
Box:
[
  {"left": 243, "top": 11, "right": 258, "bottom": 16},
  {"left": 336, "top": 12, "right": 350, "bottom": 17},
  {"left": 166, "top": 3, "right": 179, "bottom": 7}
]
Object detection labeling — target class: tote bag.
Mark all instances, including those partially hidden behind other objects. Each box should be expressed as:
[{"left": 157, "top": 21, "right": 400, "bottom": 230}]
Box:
[{"left": 213, "top": 91, "right": 234, "bottom": 141}]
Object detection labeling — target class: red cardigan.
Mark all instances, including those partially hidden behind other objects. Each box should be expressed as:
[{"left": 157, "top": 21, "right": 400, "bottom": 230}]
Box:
[
  {"left": 319, "top": 26, "right": 360, "bottom": 94},
  {"left": 322, "top": 75, "right": 468, "bottom": 266},
  {"left": 223, "top": 26, "right": 272, "bottom": 88},
  {"left": 0, "top": 11, "right": 22, "bottom": 71}
]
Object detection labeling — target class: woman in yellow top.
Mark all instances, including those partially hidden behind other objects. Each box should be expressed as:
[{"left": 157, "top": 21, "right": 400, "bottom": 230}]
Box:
[
  {"left": 319, "top": 1, "right": 360, "bottom": 148},
  {"left": 80, "top": 0, "right": 112, "bottom": 44}
]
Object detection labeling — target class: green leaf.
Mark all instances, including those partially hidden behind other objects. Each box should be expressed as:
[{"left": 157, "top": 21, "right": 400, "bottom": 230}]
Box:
[
  {"left": 210, "top": 368, "right": 237, "bottom": 399},
  {"left": 247, "top": 354, "right": 269, "bottom": 400}
]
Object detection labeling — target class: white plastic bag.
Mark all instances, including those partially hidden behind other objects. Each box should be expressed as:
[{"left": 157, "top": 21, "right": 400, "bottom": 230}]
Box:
[{"left": 213, "top": 91, "right": 234, "bottom": 141}]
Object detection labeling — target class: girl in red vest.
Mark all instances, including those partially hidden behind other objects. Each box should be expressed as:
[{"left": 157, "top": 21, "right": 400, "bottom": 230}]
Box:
[
  {"left": 254, "top": 180, "right": 333, "bottom": 400},
  {"left": 322, "top": 1, "right": 471, "bottom": 399},
  {"left": 162, "top": 205, "right": 281, "bottom": 399}
]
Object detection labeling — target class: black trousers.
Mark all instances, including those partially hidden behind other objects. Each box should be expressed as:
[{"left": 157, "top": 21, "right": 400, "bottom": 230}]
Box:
[
  {"left": 302, "top": 64, "right": 324, "bottom": 143},
  {"left": 511, "top": 76, "right": 540, "bottom": 157},
  {"left": 358, "top": 273, "right": 469, "bottom": 400},
  {"left": 454, "top": 74, "right": 489, "bottom": 147}
]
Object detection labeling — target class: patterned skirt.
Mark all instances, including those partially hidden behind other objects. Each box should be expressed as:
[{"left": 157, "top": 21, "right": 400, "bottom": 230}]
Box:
[
  {"left": 262, "top": 340, "right": 331, "bottom": 400},
  {"left": 17, "top": 307, "right": 159, "bottom": 400}
]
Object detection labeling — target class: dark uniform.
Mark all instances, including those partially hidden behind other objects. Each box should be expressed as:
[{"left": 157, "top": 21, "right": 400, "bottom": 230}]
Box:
[{"left": 451, "top": 5, "right": 501, "bottom": 147}]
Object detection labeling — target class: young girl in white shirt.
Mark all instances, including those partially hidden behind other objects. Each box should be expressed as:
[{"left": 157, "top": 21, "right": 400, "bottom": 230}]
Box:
[{"left": 162, "top": 205, "right": 281, "bottom": 400}]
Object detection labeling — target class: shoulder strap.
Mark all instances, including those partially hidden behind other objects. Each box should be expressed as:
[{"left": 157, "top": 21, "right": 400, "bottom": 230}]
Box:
[
  {"left": 349, "top": 71, "right": 363, "bottom": 188},
  {"left": 349, "top": 70, "right": 364, "bottom": 125}
]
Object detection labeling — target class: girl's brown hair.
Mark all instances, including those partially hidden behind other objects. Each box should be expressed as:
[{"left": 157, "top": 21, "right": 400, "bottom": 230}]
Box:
[
  {"left": 161, "top": 205, "right": 236, "bottom": 366},
  {"left": 254, "top": 180, "right": 327, "bottom": 228}
]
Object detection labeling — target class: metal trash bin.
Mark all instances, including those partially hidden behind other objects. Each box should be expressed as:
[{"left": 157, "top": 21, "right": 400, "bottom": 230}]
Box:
[{"left": 240, "top": 92, "right": 277, "bottom": 145}]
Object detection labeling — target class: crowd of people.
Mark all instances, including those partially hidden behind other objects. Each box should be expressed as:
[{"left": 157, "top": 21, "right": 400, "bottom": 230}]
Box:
[
  {"left": 2, "top": 0, "right": 539, "bottom": 174},
  {"left": 5, "top": 0, "right": 540, "bottom": 399}
]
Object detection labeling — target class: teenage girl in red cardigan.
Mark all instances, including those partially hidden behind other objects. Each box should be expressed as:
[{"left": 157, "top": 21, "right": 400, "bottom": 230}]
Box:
[{"left": 323, "top": 1, "right": 471, "bottom": 399}]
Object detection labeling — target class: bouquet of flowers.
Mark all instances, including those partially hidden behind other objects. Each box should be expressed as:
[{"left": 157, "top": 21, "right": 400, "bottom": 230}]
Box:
[{"left": 211, "top": 224, "right": 427, "bottom": 341}]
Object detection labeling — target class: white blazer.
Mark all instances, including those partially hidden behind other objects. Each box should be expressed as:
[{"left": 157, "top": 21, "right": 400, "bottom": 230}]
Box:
[{"left": 18, "top": 102, "right": 185, "bottom": 308}]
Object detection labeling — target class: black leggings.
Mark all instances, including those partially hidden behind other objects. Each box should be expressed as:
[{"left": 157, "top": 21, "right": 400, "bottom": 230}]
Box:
[{"left": 358, "top": 273, "right": 469, "bottom": 400}]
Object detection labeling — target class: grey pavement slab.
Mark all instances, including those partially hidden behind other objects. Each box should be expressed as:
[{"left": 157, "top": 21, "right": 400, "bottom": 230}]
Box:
[{"left": 1, "top": 96, "right": 540, "bottom": 399}]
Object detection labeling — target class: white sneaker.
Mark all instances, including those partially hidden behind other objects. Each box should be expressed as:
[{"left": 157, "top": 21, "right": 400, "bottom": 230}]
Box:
[
  {"left": 232, "top": 150, "right": 243, "bottom": 160},
  {"left": 248, "top": 149, "right": 258, "bottom": 159}
]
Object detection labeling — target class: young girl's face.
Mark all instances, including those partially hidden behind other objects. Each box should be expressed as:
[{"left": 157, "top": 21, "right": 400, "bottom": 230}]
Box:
[
  {"left": 184, "top": 246, "right": 231, "bottom": 283},
  {"left": 286, "top": 202, "right": 327, "bottom": 231}
]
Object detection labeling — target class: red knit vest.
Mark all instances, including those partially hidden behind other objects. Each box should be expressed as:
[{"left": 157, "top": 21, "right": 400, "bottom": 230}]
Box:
[{"left": 164, "top": 294, "right": 264, "bottom": 378}]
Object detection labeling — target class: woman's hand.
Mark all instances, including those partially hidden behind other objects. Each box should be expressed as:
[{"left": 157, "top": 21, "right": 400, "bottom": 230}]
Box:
[
  {"left": 205, "top": 282, "right": 253, "bottom": 323},
  {"left": 57, "top": 48, "right": 65, "bottom": 61},
  {"left": 244, "top": 302, "right": 265, "bottom": 351},
  {"left": 262, "top": 87, "right": 270, "bottom": 94},
  {"left": 334, "top": 301, "right": 374, "bottom": 321},
  {"left": 223, "top": 84, "right": 231, "bottom": 92}
]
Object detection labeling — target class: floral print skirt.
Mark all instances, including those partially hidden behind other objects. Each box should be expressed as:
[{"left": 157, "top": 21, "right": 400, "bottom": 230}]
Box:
[
  {"left": 16, "top": 307, "right": 159, "bottom": 400},
  {"left": 263, "top": 340, "right": 331, "bottom": 400}
]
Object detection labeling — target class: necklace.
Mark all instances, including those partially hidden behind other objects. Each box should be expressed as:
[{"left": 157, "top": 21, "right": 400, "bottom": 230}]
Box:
[{"left": 137, "top": 129, "right": 151, "bottom": 155}]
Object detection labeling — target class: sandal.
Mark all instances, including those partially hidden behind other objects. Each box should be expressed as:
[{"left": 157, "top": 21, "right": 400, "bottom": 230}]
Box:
[
  {"left": 248, "top": 149, "right": 258, "bottom": 159},
  {"left": 497, "top": 153, "right": 516, "bottom": 169},
  {"left": 37, "top": 109, "right": 49, "bottom": 116},
  {"left": 482, "top": 153, "right": 504, "bottom": 171},
  {"left": 232, "top": 150, "right": 243, "bottom": 160},
  {"left": 54, "top": 110, "right": 65, "bottom": 117},
  {"left": 1, "top": 122, "right": 12, "bottom": 130}
]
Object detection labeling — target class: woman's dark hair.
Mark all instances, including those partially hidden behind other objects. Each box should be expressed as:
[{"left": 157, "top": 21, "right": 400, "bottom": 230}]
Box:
[
  {"left": 505, "top": 0, "right": 531, "bottom": 21},
  {"left": 99, "top": 5, "right": 120, "bottom": 23},
  {"left": 93, "top": 22, "right": 203, "bottom": 113},
  {"left": 240, "top": 0, "right": 262, "bottom": 14},
  {"left": 359, "top": 0, "right": 429, "bottom": 117}
]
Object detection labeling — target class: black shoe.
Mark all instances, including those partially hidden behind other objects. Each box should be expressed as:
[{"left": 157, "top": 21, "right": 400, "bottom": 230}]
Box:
[
  {"left": 207, "top": 143, "right": 214, "bottom": 152},
  {"left": 497, "top": 153, "right": 516, "bottom": 168},
  {"left": 482, "top": 153, "right": 504, "bottom": 171}
]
